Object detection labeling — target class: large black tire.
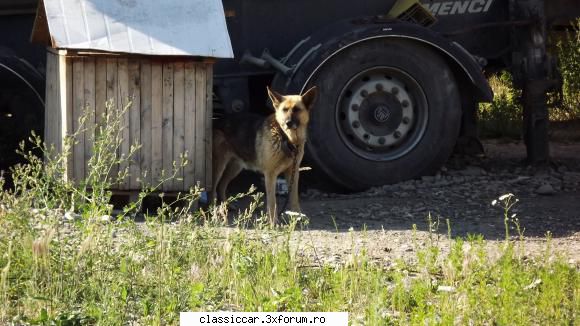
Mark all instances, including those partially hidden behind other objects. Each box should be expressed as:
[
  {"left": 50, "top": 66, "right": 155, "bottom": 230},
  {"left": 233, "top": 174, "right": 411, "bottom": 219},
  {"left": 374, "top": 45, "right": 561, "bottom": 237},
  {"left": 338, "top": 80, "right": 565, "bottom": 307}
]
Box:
[
  {"left": 0, "top": 87, "right": 44, "bottom": 186},
  {"left": 304, "top": 39, "right": 461, "bottom": 191}
]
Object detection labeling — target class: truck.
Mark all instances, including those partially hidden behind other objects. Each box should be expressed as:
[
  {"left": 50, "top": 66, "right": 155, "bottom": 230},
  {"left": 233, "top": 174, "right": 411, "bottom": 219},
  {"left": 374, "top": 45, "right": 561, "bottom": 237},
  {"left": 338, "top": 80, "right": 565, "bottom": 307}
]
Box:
[{"left": 1, "top": 0, "right": 578, "bottom": 191}]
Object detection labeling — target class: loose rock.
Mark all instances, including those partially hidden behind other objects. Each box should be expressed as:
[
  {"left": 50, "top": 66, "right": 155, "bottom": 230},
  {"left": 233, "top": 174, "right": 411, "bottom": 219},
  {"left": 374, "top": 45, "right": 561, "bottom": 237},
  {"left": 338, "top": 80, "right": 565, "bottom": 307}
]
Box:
[{"left": 536, "top": 183, "right": 556, "bottom": 195}]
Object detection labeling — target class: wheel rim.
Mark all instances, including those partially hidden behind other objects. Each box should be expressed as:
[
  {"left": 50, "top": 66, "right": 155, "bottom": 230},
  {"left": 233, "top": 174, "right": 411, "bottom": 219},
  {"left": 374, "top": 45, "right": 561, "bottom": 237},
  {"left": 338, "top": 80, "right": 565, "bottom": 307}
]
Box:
[{"left": 335, "top": 66, "right": 428, "bottom": 161}]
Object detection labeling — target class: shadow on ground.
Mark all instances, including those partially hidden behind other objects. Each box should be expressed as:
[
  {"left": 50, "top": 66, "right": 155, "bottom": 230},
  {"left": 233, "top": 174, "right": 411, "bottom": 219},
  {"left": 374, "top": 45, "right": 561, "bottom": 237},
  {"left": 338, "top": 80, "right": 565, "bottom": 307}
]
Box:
[{"left": 222, "top": 140, "right": 580, "bottom": 241}]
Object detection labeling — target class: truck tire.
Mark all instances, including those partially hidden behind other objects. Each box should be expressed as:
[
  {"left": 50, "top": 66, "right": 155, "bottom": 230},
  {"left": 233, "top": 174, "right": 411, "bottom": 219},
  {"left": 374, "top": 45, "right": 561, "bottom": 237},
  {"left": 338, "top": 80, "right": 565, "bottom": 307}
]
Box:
[
  {"left": 0, "top": 88, "right": 43, "bottom": 181},
  {"left": 304, "top": 39, "right": 461, "bottom": 191}
]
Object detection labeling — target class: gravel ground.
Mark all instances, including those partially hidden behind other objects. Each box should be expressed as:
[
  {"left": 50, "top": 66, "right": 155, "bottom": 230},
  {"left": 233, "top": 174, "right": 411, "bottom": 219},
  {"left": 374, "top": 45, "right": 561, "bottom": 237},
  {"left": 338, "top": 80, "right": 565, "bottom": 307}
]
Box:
[
  {"left": 41, "top": 139, "right": 580, "bottom": 267},
  {"left": 284, "top": 140, "right": 580, "bottom": 266}
]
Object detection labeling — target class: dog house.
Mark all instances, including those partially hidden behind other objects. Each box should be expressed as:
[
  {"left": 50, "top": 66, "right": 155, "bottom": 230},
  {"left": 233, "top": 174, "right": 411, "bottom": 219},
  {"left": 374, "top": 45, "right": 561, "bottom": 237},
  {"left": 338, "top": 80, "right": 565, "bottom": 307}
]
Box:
[{"left": 31, "top": 0, "right": 233, "bottom": 192}]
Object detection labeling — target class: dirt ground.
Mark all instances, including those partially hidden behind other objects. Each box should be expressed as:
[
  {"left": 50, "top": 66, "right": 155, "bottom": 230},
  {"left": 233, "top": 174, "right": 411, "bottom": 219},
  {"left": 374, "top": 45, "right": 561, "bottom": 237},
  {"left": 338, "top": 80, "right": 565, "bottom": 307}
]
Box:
[{"left": 276, "top": 139, "right": 580, "bottom": 266}]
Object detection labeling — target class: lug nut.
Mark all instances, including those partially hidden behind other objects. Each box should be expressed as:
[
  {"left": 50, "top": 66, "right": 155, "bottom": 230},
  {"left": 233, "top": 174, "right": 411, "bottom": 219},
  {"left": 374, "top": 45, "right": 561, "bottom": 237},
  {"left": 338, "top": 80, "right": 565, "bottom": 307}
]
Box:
[
  {"left": 352, "top": 104, "right": 359, "bottom": 111},
  {"left": 375, "top": 83, "right": 384, "bottom": 91},
  {"left": 402, "top": 100, "right": 409, "bottom": 108},
  {"left": 391, "top": 87, "right": 399, "bottom": 95},
  {"left": 394, "top": 131, "right": 402, "bottom": 139},
  {"left": 378, "top": 137, "right": 386, "bottom": 145},
  {"left": 352, "top": 121, "right": 360, "bottom": 128},
  {"left": 402, "top": 117, "right": 410, "bottom": 124},
  {"left": 361, "top": 90, "right": 368, "bottom": 98}
]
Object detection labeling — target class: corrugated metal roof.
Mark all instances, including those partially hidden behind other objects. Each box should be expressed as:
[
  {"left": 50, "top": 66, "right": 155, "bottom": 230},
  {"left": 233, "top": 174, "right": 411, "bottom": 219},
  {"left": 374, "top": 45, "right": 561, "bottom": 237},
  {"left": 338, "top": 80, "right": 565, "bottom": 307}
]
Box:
[{"left": 39, "top": 0, "right": 233, "bottom": 58}]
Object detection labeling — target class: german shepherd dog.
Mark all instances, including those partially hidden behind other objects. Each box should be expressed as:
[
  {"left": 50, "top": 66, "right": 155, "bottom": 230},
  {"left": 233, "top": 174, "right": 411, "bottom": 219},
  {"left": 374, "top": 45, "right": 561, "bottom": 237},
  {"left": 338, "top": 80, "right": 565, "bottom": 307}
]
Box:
[{"left": 212, "top": 86, "right": 318, "bottom": 224}]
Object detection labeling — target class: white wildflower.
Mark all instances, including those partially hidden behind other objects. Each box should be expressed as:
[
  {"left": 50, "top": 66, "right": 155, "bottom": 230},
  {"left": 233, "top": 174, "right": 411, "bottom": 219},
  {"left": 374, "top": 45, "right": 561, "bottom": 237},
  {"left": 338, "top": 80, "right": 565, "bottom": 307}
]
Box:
[
  {"left": 498, "top": 193, "right": 514, "bottom": 201},
  {"left": 189, "top": 263, "right": 202, "bottom": 281},
  {"left": 64, "top": 211, "right": 77, "bottom": 221},
  {"left": 524, "top": 279, "right": 542, "bottom": 290},
  {"left": 129, "top": 252, "right": 145, "bottom": 264}
]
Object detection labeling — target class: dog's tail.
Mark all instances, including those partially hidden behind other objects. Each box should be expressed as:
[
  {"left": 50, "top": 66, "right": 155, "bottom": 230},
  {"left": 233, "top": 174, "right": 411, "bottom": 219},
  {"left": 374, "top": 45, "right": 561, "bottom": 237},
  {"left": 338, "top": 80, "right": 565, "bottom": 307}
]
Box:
[
  {"left": 212, "top": 114, "right": 226, "bottom": 131},
  {"left": 212, "top": 91, "right": 226, "bottom": 125}
]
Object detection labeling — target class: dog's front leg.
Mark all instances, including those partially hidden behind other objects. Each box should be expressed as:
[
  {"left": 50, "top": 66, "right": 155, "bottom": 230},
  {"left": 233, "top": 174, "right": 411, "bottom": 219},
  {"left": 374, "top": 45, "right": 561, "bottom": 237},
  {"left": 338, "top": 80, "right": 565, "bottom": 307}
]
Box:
[
  {"left": 264, "top": 173, "right": 278, "bottom": 225},
  {"left": 285, "top": 150, "right": 304, "bottom": 213},
  {"left": 285, "top": 167, "right": 301, "bottom": 213}
]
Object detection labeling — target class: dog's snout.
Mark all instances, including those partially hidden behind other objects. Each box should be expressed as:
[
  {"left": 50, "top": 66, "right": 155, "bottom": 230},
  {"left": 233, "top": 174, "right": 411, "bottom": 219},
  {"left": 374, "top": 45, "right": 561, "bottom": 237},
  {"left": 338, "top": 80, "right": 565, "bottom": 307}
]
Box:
[{"left": 286, "top": 119, "right": 299, "bottom": 129}]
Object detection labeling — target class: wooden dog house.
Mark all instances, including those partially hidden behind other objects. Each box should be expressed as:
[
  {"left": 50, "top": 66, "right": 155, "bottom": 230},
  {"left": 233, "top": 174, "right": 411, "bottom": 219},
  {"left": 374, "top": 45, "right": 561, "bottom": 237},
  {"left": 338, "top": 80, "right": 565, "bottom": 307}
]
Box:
[{"left": 32, "top": 0, "right": 233, "bottom": 192}]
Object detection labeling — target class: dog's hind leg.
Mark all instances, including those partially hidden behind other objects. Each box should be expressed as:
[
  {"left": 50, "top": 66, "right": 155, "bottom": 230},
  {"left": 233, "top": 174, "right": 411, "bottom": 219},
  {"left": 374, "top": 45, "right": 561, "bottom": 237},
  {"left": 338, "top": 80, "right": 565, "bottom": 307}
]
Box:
[
  {"left": 212, "top": 158, "right": 228, "bottom": 203},
  {"left": 218, "top": 159, "right": 243, "bottom": 201},
  {"left": 212, "top": 132, "right": 231, "bottom": 203}
]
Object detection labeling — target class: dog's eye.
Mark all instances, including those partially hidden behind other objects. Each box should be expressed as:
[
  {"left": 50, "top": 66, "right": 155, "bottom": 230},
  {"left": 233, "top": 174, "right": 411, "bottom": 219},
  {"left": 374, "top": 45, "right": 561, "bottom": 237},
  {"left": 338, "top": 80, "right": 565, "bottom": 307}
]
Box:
[
  {"left": 293, "top": 107, "right": 301, "bottom": 113},
  {"left": 283, "top": 108, "right": 289, "bottom": 113}
]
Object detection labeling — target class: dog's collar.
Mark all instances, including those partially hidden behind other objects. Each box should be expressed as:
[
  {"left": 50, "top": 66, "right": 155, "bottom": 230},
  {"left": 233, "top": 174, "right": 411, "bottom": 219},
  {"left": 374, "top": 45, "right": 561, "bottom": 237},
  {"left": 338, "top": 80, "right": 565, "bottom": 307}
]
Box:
[{"left": 281, "top": 137, "right": 298, "bottom": 157}]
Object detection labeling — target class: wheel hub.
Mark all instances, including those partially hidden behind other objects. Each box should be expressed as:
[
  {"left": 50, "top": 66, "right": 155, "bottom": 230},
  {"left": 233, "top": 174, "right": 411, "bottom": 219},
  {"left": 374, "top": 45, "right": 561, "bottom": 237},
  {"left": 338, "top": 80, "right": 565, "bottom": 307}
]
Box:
[
  {"left": 357, "top": 92, "right": 404, "bottom": 138},
  {"left": 373, "top": 105, "right": 391, "bottom": 123},
  {"left": 336, "top": 67, "right": 428, "bottom": 161}
]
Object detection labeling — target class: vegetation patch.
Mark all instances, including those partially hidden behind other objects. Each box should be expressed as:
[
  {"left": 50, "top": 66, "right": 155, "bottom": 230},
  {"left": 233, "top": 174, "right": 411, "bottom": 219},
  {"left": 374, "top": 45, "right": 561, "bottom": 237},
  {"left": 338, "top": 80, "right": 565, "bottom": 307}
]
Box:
[
  {"left": 478, "top": 71, "right": 522, "bottom": 139},
  {"left": 554, "top": 18, "right": 580, "bottom": 121},
  {"left": 479, "top": 19, "right": 580, "bottom": 138}
]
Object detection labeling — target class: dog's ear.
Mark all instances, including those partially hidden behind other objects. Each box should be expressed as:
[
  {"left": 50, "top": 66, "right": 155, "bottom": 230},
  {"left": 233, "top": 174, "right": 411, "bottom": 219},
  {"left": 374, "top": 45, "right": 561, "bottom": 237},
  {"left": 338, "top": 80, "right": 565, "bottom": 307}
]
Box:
[
  {"left": 267, "top": 86, "right": 284, "bottom": 108},
  {"left": 301, "top": 86, "right": 318, "bottom": 110}
]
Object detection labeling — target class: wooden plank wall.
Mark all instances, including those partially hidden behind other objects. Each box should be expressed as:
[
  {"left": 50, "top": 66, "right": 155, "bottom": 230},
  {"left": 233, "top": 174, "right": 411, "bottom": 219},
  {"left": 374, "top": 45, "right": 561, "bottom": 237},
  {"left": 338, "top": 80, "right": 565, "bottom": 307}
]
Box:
[
  {"left": 173, "top": 62, "right": 185, "bottom": 191},
  {"left": 161, "top": 63, "right": 174, "bottom": 191},
  {"left": 46, "top": 53, "right": 213, "bottom": 192},
  {"left": 128, "top": 61, "right": 141, "bottom": 190},
  {"left": 72, "top": 58, "right": 85, "bottom": 181},
  {"left": 150, "top": 62, "right": 163, "bottom": 187},
  {"left": 83, "top": 58, "right": 96, "bottom": 171},
  {"left": 105, "top": 58, "right": 119, "bottom": 182}
]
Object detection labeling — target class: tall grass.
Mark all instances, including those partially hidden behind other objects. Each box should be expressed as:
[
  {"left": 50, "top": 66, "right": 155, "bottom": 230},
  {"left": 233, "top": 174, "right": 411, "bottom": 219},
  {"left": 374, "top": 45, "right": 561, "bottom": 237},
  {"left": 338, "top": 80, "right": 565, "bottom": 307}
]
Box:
[
  {"left": 555, "top": 18, "right": 580, "bottom": 120},
  {"left": 0, "top": 106, "right": 578, "bottom": 325},
  {"left": 478, "top": 71, "right": 522, "bottom": 139}
]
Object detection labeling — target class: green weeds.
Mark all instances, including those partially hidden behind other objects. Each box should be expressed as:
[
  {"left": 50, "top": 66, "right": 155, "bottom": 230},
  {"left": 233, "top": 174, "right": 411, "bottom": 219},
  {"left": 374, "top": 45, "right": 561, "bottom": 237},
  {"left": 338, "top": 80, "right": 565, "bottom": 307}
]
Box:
[
  {"left": 555, "top": 18, "right": 580, "bottom": 120},
  {"left": 478, "top": 71, "right": 522, "bottom": 139},
  {"left": 479, "top": 19, "right": 580, "bottom": 137}
]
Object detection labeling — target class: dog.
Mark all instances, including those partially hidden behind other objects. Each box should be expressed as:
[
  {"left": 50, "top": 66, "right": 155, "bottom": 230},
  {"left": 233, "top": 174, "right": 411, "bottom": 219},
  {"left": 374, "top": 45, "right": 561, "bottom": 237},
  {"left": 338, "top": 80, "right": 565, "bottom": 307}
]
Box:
[{"left": 212, "top": 86, "right": 318, "bottom": 224}]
